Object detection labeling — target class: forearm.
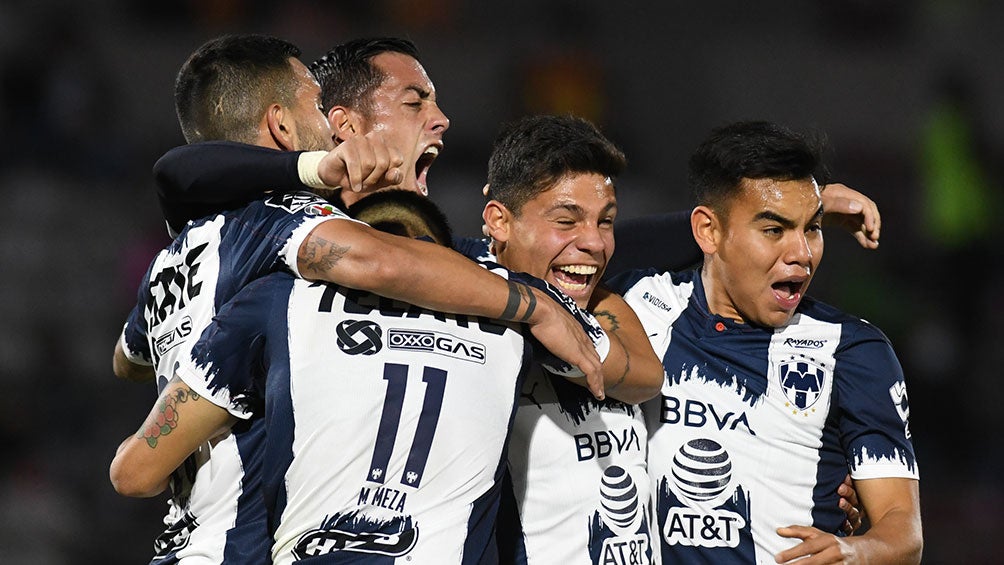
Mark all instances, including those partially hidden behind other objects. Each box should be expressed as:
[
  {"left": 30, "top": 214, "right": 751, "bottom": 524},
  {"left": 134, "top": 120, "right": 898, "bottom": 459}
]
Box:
[
  {"left": 299, "top": 224, "right": 542, "bottom": 322},
  {"left": 153, "top": 141, "right": 306, "bottom": 232},
  {"left": 588, "top": 287, "right": 664, "bottom": 403}
]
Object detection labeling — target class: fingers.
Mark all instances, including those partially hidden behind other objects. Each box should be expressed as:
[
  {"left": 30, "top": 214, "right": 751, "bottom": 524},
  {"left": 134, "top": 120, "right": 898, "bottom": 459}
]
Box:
[
  {"left": 820, "top": 183, "right": 882, "bottom": 249},
  {"left": 318, "top": 134, "right": 404, "bottom": 193}
]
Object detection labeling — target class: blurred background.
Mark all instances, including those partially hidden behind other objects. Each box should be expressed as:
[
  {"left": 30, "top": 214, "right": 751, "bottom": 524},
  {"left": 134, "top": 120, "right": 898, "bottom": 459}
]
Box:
[{"left": 0, "top": 0, "right": 1000, "bottom": 562}]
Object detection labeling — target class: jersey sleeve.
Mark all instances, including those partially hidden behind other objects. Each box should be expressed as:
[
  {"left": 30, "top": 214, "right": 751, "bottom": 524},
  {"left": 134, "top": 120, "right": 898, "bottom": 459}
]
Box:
[
  {"left": 120, "top": 303, "right": 152, "bottom": 366},
  {"left": 605, "top": 211, "right": 701, "bottom": 278},
  {"left": 174, "top": 275, "right": 286, "bottom": 420},
  {"left": 223, "top": 192, "right": 362, "bottom": 284},
  {"left": 835, "top": 322, "right": 919, "bottom": 481},
  {"left": 153, "top": 141, "right": 307, "bottom": 235}
]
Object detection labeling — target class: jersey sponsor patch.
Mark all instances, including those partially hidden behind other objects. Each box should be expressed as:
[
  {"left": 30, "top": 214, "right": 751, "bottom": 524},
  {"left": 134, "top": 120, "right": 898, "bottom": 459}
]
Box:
[
  {"left": 336, "top": 320, "right": 383, "bottom": 355},
  {"left": 659, "top": 439, "right": 749, "bottom": 550},
  {"left": 152, "top": 511, "right": 199, "bottom": 559},
  {"left": 587, "top": 465, "right": 653, "bottom": 564},
  {"left": 264, "top": 192, "right": 326, "bottom": 214},
  {"left": 292, "top": 509, "right": 417, "bottom": 559},
  {"left": 386, "top": 328, "right": 486, "bottom": 364}
]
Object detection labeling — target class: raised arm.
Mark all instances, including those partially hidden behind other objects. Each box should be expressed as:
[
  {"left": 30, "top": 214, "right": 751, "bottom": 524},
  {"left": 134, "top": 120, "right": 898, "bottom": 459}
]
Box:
[
  {"left": 153, "top": 135, "right": 404, "bottom": 234},
  {"left": 821, "top": 183, "right": 882, "bottom": 249},
  {"left": 588, "top": 286, "right": 664, "bottom": 404},
  {"left": 110, "top": 376, "right": 234, "bottom": 498}
]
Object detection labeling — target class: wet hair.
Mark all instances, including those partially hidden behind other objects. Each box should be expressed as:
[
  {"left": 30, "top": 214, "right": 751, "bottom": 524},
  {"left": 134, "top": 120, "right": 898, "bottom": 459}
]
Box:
[
  {"left": 174, "top": 34, "right": 302, "bottom": 143},
  {"left": 486, "top": 115, "right": 626, "bottom": 215},
  {"left": 689, "top": 120, "right": 828, "bottom": 213},
  {"left": 347, "top": 189, "right": 453, "bottom": 247},
  {"left": 309, "top": 37, "right": 420, "bottom": 115}
]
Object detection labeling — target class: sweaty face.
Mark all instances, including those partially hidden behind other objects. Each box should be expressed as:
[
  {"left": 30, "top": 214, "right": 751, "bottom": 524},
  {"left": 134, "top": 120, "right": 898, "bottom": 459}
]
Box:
[
  {"left": 703, "top": 177, "right": 823, "bottom": 328},
  {"left": 353, "top": 52, "right": 450, "bottom": 198},
  {"left": 288, "top": 58, "right": 335, "bottom": 151},
  {"left": 495, "top": 173, "right": 616, "bottom": 308}
]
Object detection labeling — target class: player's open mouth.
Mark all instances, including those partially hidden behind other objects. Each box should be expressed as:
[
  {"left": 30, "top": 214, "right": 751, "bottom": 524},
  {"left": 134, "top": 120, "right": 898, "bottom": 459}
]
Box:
[
  {"left": 771, "top": 279, "right": 805, "bottom": 310},
  {"left": 551, "top": 264, "right": 598, "bottom": 293},
  {"left": 415, "top": 145, "right": 439, "bottom": 196}
]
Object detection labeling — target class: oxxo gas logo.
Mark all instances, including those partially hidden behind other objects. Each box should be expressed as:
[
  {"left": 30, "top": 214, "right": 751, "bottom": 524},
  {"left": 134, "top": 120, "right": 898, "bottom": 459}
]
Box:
[{"left": 387, "top": 329, "right": 485, "bottom": 364}]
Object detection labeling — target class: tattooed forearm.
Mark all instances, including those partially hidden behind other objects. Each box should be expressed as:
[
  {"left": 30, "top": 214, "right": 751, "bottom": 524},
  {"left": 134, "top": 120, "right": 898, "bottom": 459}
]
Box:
[
  {"left": 300, "top": 236, "right": 351, "bottom": 276},
  {"left": 501, "top": 281, "right": 537, "bottom": 322},
  {"left": 137, "top": 386, "right": 202, "bottom": 448}
]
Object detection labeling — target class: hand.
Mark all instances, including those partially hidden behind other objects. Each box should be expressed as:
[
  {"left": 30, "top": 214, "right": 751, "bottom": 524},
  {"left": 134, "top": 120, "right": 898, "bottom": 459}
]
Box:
[
  {"left": 838, "top": 474, "right": 865, "bottom": 535},
  {"left": 820, "top": 183, "right": 881, "bottom": 249},
  {"left": 527, "top": 288, "right": 605, "bottom": 400},
  {"left": 775, "top": 525, "right": 858, "bottom": 564},
  {"left": 318, "top": 132, "right": 404, "bottom": 193}
]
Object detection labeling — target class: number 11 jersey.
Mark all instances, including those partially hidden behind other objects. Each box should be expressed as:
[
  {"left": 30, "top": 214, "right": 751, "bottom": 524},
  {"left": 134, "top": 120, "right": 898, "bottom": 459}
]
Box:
[{"left": 178, "top": 270, "right": 533, "bottom": 564}]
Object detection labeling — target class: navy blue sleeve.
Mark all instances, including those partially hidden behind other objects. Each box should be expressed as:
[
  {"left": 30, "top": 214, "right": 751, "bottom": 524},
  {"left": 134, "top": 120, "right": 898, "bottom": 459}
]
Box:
[
  {"left": 834, "top": 322, "right": 919, "bottom": 480},
  {"left": 153, "top": 141, "right": 307, "bottom": 235},
  {"left": 605, "top": 211, "right": 701, "bottom": 278}
]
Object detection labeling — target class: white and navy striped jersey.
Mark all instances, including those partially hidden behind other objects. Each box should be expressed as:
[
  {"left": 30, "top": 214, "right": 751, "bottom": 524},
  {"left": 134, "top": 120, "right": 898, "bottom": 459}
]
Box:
[
  {"left": 118, "top": 191, "right": 354, "bottom": 564},
  {"left": 500, "top": 369, "right": 653, "bottom": 565},
  {"left": 607, "top": 268, "right": 919, "bottom": 564},
  {"left": 177, "top": 270, "right": 535, "bottom": 564},
  {"left": 455, "top": 238, "right": 654, "bottom": 564}
]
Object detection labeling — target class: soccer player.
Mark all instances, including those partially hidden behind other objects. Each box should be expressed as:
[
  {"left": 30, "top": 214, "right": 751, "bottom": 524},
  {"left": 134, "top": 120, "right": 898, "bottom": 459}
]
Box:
[
  {"left": 607, "top": 121, "right": 922, "bottom": 563},
  {"left": 111, "top": 187, "right": 656, "bottom": 563},
  {"left": 480, "top": 115, "right": 660, "bottom": 563},
  {"left": 111, "top": 34, "right": 603, "bottom": 565},
  {"left": 149, "top": 37, "right": 882, "bottom": 268}
]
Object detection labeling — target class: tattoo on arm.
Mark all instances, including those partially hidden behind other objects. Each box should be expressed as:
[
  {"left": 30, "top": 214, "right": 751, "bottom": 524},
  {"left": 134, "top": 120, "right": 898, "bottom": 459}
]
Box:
[
  {"left": 593, "top": 309, "right": 621, "bottom": 331},
  {"left": 137, "top": 386, "right": 202, "bottom": 448},
  {"left": 608, "top": 332, "right": 629, "bottom": 391},
  {"left": 301, "top": 235, "right": 351, "bottom": 276},
  {"left": 501, "top": 281, "right": 537, "bottom": 322}
]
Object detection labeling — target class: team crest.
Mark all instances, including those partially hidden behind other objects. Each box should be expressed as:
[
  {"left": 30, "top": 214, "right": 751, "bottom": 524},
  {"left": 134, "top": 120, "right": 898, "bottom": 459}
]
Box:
[{"left": 778, "top": 359, "right": 828, "bottom": 411}]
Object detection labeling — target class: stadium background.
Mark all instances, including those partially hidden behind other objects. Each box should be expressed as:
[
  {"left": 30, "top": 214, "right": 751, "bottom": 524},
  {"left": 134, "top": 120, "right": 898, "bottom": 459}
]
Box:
[{"left": 0, "top": 1, "right": 999, "bottom": 562}]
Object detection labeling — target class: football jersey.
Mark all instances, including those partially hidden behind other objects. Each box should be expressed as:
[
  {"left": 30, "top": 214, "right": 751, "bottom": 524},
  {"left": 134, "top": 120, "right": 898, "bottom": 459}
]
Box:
[
  {"left": 455, "top": 237, "right": 655, "bottom": 564},
  {"left": 501, "top": 369, "right": 653, "bottom": 565},
  {"left": 118, "top": 191, "right": 355, "bottom": 564},
  {"left": 607, "top": 268, "right": 919, "bottom": 564},
  {"left": 176, "top": 270, "right": 537, "bottom": 564}
]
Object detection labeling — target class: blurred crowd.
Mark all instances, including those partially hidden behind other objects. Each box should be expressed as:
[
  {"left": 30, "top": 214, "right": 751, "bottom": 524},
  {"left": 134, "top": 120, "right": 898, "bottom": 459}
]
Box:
[{"left": 0, "top": 1, "right": 1000, "bottom": 562}]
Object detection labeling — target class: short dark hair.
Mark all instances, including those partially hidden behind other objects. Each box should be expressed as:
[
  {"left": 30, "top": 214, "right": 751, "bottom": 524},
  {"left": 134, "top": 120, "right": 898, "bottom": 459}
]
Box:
[
  {"left": 689, "top": 120, "right": 828, "bottom": 214},
  {"left": 486, "top": 115, "right": 627, "bottom": 215},
  {"left": 174, "top": 34, "right": 302, "bottom": 143},
  {"left": 347, "top": 189, "right": 453, "bottom": 247},
  {"left": 309, "top": 37, "right": 420, "bottom": 115}
]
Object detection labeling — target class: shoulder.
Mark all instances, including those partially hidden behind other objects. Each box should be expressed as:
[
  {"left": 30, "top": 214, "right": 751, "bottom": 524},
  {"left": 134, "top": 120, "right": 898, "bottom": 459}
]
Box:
[{"left": 796, "top": 297, "right": 892, "bottom": 349}]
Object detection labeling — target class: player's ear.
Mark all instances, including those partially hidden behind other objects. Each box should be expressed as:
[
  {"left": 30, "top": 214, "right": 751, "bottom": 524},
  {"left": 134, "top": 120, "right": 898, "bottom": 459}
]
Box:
[
  {"left": 328, "top": 106, "right": 360, "bottom": 142},
  {"left": 691, "top": 205, "right": 721, "bottom": 255},
  {"left": 483, "top": 200, "right": 513, "bottom": 244},
  {"left": 265, "top": 103, "right": 295, "bottom": 150}
]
